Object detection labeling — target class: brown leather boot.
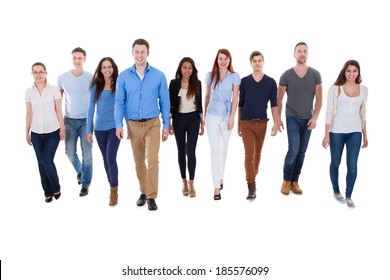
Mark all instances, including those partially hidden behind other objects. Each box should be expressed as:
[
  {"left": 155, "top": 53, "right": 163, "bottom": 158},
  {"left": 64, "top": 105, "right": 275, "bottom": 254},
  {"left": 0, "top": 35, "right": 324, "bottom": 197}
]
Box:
[
  {"left": 281, "top": 180, "right": 291, "bottom": 195},
  {"left": 109, "top": 186, "right": 118, "bottom": 206},
  {"left": 182, "top": 179, "right": 189, "bottom": 196},
  {"left": 188, "top": 180, "right": 196, "bottom": 198},
  {"left": 290, "top": 181, "right": 302, "bottom": 194}
]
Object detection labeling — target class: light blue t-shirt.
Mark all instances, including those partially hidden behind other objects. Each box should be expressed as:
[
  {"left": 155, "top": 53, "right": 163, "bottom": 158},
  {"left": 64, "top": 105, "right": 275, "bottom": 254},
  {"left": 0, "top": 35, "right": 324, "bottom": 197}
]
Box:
[
  {"left": 87, "top": 87, "right": 116, "bottom": 134},
  {"left": 205, "top": 71, "right": 240, "bottom": 120},
  {"left": 57, "top": 70, "right": 93, "bottom": 119}
]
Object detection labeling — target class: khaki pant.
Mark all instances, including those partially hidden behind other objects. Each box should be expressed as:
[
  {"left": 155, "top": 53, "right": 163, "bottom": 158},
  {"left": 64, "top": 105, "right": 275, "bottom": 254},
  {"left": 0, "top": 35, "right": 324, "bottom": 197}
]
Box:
[
  {"left": 240, "top": 120, "right": 267, "bottom": 184},
  {"left": 128, "top": 118, "right": 160, "bottom": 198}
]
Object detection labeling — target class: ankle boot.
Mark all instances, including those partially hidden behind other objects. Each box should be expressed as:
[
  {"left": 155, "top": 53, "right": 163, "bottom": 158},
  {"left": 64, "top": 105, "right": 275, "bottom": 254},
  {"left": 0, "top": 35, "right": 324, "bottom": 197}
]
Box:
[
  {"left": 246, "top": 182, "right": 256, "bottom": 200},
  {"left": 109, "top": 186, "right": 118, "bottom": 206},
  {"left": 182, "top": 179, "right": 189, "bottom": 196},
  {"left": 281, "top": 180, "right": 291, "bottom": 195},
  {"left": 188, "top": 180, "right": 196, "bottom": 198},
  {"left": 290, "top": 181, "right": 302, "bottom": 194}
]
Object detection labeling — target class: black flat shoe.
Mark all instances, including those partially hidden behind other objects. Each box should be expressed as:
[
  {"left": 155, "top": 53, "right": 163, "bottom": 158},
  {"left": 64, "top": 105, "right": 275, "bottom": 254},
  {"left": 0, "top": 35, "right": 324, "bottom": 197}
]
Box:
[
  {"left": 77, "top": 173, "right": 81, "bottom": 185},
  {"left": 136, "top": 194, "right": 147, "bottom": 206},
  {"left": 147, "top": 199, "right": 158, "bottom": 211},
  {"left": 54, "top": 192, "right": 61, "bottom": 200},
  {"left": 79, "top": 188, "right": 89, "bottom": 197},
  {"left": 45, "top": 197, "right": 53, "bottom": 203},
  {"left": 214, "top": 193, "right": 221, "bottom": 200}
]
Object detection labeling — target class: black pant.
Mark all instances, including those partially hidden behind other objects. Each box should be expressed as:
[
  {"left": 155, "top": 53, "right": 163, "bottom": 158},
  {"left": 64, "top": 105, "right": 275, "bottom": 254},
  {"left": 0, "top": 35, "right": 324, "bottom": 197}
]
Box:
[{"left": 172, "top": 112, "right": 200, "bottom": 180}]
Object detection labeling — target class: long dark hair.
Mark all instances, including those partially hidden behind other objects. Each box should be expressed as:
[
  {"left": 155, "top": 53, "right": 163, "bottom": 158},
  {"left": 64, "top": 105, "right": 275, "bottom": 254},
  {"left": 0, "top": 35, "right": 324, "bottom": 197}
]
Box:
[
  {"left": 210, "top": 49, "right": 234, "bottom": 89},
  {"left": 174, "top": 57, "right": 200, "bottom": 99},
  {"left": 334, "top": 60, "right": 362, "bottom": 85},
  {"left": 90, "top": 57, "right": 118, "bottom": 103}
]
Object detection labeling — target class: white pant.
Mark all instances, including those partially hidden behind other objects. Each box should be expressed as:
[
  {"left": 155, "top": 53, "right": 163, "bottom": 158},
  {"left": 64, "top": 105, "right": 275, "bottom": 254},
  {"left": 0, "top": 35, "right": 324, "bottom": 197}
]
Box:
[{"left": 206, "top": 114, "right": 232, "bottom": 188}]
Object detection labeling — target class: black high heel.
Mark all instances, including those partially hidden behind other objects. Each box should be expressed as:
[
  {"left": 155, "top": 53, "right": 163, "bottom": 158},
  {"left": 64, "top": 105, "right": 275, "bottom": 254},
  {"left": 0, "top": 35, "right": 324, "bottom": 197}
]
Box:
[
  {"left": 220, "top": 183, "right": 223, "bottom": 191},
  {"left": 45, "top": 197, "right": 53, "bottom": 203},
  {"left": 54, "top": 192, "right": 61, "bottom": 200}
]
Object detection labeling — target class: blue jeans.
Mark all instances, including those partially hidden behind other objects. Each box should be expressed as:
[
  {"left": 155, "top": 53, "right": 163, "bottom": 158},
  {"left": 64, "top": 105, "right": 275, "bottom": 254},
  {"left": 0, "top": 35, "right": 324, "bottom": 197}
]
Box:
[
  {"left": 31, "top": 129, "right": 61, "bottom": 197},
  {"left": 283, "top": 116, "right": 312, "bottom": 182},
  {"left": 95, "top": 128, "right": 120, "bottom": 187},
  {"left": 64, "top": 117, "right": 92, "bottom": 188},
  {"left": 329, "top": 132, "right": 362, "bottom": 197}
]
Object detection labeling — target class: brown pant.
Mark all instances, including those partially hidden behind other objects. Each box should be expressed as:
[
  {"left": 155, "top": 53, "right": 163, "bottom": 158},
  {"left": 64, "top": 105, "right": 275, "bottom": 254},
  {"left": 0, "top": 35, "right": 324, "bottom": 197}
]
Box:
[
  {"left": 128, "top": 118, "right": 160, "bottom": 198},
  {"left": 240, "top": 120, "right": 267, "bottom": 184}
]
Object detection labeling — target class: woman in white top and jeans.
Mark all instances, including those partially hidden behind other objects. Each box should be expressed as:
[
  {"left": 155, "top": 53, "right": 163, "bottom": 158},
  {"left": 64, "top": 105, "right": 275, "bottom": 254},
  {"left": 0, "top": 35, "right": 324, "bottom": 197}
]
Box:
[
  {"left": 322, "top": 60, "right": 368, "bottom": 208},
  {"left": 204, "top": 49, "right": 240, "bottom": 200},
  {"left": 26, "top": 62, "right": 65, "bottom": 203}
]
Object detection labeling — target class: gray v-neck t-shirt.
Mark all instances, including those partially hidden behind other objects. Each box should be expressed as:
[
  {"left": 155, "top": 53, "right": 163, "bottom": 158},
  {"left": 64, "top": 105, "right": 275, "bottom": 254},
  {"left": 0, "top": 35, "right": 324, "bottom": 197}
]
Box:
[{"left": 279, "top": 67, "right": 321, "bottom": 119}]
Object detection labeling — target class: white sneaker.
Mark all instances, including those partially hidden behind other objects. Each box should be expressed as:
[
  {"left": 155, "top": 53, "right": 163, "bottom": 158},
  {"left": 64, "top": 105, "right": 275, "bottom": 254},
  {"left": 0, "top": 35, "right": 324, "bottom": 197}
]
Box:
[
  {"left": 333, "top": 193, "right": 345, "bottom": 204},
  {"left": 346, "top": 198, "right": 355, "bottom": 208}
]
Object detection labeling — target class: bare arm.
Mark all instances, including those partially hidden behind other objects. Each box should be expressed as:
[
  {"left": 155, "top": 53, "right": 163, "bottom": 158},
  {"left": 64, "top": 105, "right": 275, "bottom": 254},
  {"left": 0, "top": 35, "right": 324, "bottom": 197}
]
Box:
[
  {"left": 116, "top": 128, "right": 124, "bottom": 140},
  {"left": 25, "top": 102, "right": 33, "bottom": 145},
  {"left": 237, "top": 106, "right": 242, "bottom": 136},
  {"left": 361, "top": 89, "right": 368, "bottom": 148},
  {"left": 54, "top": 98, "right": 66, "bottom": 141},
  {"left": 362, "top": 122, "right": 368, "bottom": 148},
  {"left": 199, "top": 118, "right": 204, "bottom": 135},
  {"left": 162, "top": 128, "right": 169, "bottom": 142},
  {"left": 228, "top": 84, "right": 239, "bottom": 130},
  {"left": 270, "top": 106, "right": 282, "bottom": 136},
  {"left": 308, "top": 84, "right": 323, "bottom": 130},
  {"left": 277, "top": 85, "right": 286, "bottom": 130},
  {"left": 322, "top": 124, "right": 331, "bottom": 149},
  {"left": 203, "top": 84, "right": 211, "bottom": 125}
]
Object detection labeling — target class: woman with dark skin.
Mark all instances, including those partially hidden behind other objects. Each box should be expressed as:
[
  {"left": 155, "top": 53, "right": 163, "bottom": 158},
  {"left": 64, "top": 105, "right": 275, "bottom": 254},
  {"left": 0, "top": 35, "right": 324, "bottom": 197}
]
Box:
[{"left": 169, "top": 57, "right": 204, "bottom": 197}]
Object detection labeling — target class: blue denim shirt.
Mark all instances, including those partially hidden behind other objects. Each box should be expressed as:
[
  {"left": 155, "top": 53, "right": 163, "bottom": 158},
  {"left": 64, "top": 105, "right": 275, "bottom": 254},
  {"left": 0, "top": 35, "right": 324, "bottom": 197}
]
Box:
[
  {"left": 115, "top": 64, "right": 170, "bottom": 129},
  {"left": 205, "top": 71, "right": 240, "bottom": 120}
]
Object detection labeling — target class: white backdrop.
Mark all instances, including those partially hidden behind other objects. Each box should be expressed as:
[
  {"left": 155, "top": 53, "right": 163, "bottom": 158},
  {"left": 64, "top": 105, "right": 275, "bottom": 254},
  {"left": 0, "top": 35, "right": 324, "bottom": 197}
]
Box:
[{"left": 1, "top": 0, "right": 389, "bottom": 279}]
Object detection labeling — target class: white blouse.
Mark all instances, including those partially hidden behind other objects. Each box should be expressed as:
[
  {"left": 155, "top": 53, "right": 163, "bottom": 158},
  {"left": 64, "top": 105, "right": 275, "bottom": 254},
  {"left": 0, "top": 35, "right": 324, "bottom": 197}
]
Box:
[{"left": 25, "top": 84, "right": 62, "bottom": 134}]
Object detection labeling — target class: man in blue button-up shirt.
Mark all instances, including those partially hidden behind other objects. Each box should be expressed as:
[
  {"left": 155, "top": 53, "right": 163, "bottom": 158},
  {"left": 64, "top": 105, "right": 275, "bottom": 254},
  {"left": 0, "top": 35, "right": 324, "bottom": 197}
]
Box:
[{"left": 115, "top": 38, "right": 170, "bottom": 211}]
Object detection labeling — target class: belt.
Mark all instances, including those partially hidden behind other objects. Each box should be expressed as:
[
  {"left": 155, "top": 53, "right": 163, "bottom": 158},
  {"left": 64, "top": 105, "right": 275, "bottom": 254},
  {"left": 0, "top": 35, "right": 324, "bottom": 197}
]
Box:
[
  {"left": 129, "top": 117, "right": 156, "bottom": 123},
  {"left": 248, "top": 119, "right": 268, "bottom": 123}
]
